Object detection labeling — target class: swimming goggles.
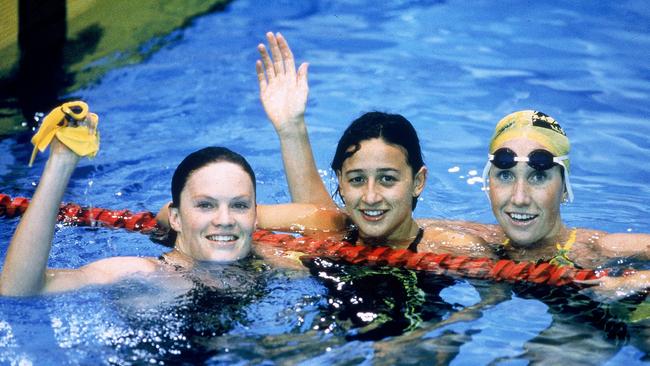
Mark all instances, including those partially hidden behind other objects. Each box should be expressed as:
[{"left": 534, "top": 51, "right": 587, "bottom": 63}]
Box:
[{"left": 481, "top": 148, "right": 574, "bottom": 202}]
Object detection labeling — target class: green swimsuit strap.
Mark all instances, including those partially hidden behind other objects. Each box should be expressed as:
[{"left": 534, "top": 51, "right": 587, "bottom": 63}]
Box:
[{"left": 548, "top": 228, "right": 577, "bottom": 267}]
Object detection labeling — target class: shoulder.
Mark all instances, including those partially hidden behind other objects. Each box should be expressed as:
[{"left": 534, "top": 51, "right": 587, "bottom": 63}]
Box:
[
  {"left": 580, "top": 229, "right": 650, "bottom": 259},
  {"left": 419, "top": 226, "right": 495, "bottom": 257},
  {"left": 417, "top": 219, "right": 505, "bottom": 244}
]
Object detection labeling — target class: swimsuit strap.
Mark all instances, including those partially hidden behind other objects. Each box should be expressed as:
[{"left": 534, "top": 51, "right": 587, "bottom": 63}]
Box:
[
  {"left": 548, "top": 228, "right": 577, "bottom": 267},
  {"left": 158, "top": 254, "right": 184, "bottom": 272},
  {"left": 407, "top": 227, "right": 425, "bottom": 253},
  {"left": 344, "top": 225, "right": 424, "bottom": 253},
  {"left": 500, "top": 228, "right": 578, "bottom": 267}
]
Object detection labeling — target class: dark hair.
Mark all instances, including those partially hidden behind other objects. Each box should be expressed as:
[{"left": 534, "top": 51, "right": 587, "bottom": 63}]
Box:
[
  {"left": 154, "top": 147, "right": 256, "bottom": 247},
  {"left": 331, "top": 112, "right": 425, "bottom": 210},
  {"left": 171, "top": 146, "right": 256, "bottom": 208}
]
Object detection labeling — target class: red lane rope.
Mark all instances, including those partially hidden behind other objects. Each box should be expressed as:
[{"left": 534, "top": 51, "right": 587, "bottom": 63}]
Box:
[
  {"left": 252, "top": 231, "right": 611, "bottom": 286},
  {"left": 0, "top": 193, "right": 622, "bottom": 286},
  {"left": 0, "top": 193, "right": 159, "bottom": 233}
]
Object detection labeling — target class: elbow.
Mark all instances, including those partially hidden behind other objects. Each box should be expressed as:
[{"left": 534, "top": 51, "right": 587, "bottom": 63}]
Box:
[{"left": 0, "top": 273, "right": 44, "bottom": 297}]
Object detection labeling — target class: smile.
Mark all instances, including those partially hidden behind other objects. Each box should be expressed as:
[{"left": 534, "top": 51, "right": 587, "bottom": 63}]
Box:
[
  {"left": 360, "top": 209, "right": 387, "bottom": 221},
  {"left": 206, "top": 234, "right": 238, "bottom": 242},
  {"left": 507, "top": 212, "right": 538, "bottom": 223}
]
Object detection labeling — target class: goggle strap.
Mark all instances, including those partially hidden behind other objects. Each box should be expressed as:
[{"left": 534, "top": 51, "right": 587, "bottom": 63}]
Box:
[
  {"left": 553, "top": 154, "right": 569, "bottom": 164},
  {"left": 558, "top": 161, "right": 574, "bottom": 202},
  {"left": 481, "top": 159, "right": 492, "bottom": 201}
]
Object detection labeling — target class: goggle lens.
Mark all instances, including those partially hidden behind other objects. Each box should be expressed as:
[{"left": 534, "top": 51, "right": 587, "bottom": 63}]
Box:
[{"left": 490, "top": 148, "right": 556, "bottom": 171}]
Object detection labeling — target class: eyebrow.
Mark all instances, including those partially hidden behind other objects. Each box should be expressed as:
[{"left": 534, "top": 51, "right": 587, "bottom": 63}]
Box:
[
  {"left": 191, "top": 194, "right": 254, "bottom": 202},
  {"left": 344, "top": 168, "right": 401, "bottom": 175}
]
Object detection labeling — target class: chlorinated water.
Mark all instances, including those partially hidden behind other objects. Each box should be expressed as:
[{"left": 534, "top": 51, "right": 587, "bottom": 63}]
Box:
[{"left": 1, "top": 0, "right": 649, "bottom": 364}]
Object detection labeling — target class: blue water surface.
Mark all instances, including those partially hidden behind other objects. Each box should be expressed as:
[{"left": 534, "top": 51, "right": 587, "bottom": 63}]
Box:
[{"left": 1, "top": 0, "right": 650, "bottom": 364}]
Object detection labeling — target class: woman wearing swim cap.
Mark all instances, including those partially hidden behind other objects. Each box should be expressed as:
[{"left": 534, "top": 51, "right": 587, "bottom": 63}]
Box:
[
  {"left": 255, "top": 33, "right": 649, "bottom": 299},
  {"left": 0, "top": 104, "right": 260, "bottom": 296},
  {"left": 482, "top": 110, "right": 649, "bottom": 297}
]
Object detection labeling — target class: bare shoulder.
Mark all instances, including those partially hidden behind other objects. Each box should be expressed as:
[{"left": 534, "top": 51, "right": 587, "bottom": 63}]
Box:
[
  {"left": 419, "top": 226, "right": 495, "bottom": 258},
  {"left": 417, "top": 218, "right": 504, "bottom": 244},
  {"left": 581, "top": 229, "right": 650, "bottom": 258}
]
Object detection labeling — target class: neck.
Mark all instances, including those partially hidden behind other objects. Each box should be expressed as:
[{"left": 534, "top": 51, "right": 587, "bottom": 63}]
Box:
[
  {"left": 359, "top": 218, "right": 421, "bottom": 249},
  {"left": 505, "top": 224, "right": 572, "bottom": 259},
  {"left": 162, "top": 249, "right": 195, "bottom": 269}
]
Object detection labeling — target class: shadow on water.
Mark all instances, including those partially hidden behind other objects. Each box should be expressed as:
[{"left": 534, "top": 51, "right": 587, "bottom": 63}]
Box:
[{"left": 0, "top": 0, "right": 232, "bottom": 137}]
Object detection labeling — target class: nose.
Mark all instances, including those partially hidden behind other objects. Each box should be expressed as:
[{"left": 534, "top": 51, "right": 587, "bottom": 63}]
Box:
[
  {"left": 361, "top": 180, "right": 382, "bottom": 205},
  {"left": 510, "top": 178, "right": 531, "bottom": 206},
  {"left": 212, "top": 206, "right": 235, "bottom": 227}
]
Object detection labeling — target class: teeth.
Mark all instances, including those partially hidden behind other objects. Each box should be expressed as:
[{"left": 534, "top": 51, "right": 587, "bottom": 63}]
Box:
[
  {"left": 509, "top": 213, "right": 535, "bottom": 221},
  {"left": 207, "top": 235, "right": 237, "bottom": 241},
  {"left": 362, "top": 210, "right": 384, "bottom": 217}
]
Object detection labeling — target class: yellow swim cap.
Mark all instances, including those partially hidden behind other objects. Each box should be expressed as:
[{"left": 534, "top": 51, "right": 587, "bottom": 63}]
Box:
[{"left": 488, "top": 110, "right": 570, "bottom": 172}]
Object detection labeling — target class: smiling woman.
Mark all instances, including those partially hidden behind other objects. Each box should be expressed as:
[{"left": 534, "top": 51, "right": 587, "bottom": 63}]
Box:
[
  {"left": 481, "top": 111, "right": 650, "bottom": 298},
  {"left": 254, "top": 32, "right": 650, "bottom": 301},
  {"left": 0, "top": 102, "right": 258, "bottom": 296},
  {"left": 167, "top": 147, "right": 257, "bottom": 263},
  {"left": 254, "top": 32, "right": 489, "bottom": 257},
  {"left": 330, "top": 113, "right": 426, "bottom": 247}
]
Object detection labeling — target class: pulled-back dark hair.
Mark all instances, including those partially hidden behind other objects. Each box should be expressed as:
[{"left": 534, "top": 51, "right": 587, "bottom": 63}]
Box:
[
  {"left": 171, "top": 146, "right": 256, "bottom": 209},
  {"left": 154, "top": 147, "right": 256, "bottom": 247},
  {"left": 331, "top": 112, "right": 425, "bottom": 210}
]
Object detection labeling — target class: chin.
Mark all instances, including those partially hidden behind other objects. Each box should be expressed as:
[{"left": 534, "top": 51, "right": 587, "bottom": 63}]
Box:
[
  {"left": 505, "top": 231, "right": 539, "bottom": 247},
  {"left": 201, "top": 245, "right": 250, "bottom": 262},
  {"left": 218, "top": 248, "right": 251, "bottom": 262},
  {"left": 357, "top": 225, "right": 390, "bottom": 240}
]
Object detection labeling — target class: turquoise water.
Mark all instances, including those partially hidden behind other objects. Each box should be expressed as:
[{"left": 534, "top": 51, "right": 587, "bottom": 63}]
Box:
[{"left": 1, "top": 0, "right": 649, "bottom": 364}]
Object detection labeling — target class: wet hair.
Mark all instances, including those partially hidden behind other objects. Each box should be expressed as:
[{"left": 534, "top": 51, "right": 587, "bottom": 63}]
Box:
[
  {"left": 154, "top": 147, "right": 256, "bottom": 247},
  {"left": 331, "top": 112, "right": 425, "bottom": 210},
  {"left": 171, "top": 146, "right": 256, "bottom": 208}
]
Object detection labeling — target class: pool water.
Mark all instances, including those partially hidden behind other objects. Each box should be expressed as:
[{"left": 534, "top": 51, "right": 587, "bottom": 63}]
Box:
[{"left": 1, "top": 0, "right": 650, "bottom": 364}]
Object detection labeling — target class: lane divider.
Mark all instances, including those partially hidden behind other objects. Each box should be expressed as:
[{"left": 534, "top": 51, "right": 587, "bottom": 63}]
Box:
[{"left": 1, "top": 193, "right": 625, "bottom": 286}]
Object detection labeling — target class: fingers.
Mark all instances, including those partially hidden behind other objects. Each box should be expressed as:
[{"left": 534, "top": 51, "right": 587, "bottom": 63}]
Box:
[
  {"left": 276, "top": 32, "right": 296, "bottom": 76},
  {"left": 573, "top": 279, "right": 600, "bottom": 285},
  {"left": 297, "top": 62, "right": 309, "bottom": 94},
  {"left": 257, "top": 32, "right": 302, "bottom": 87},
  {"left": 266, "top": 32, "right": 285, "bottom": 76},
  {"left": 297, "top": 62, "right": 309, "bottom": 84},
  {"left": 256, "top": 60, "right": 267, "bottom": 92},
  {"left": 86, "top": 113, "right": 99, "bottom": 135},
  {"left": 257, "top": 43, "right": 275, "bottom": 80}
]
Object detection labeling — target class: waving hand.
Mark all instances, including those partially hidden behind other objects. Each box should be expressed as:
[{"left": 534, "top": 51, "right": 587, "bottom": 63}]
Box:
[{"left": 256, "top": 32, "right": 309, "bottom": 133}]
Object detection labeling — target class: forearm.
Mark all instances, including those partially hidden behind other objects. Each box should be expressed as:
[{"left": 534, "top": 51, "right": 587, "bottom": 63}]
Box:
[
  {"left": 0, "top": 151, "right": 78, "bottom": 295},
  {"left": 277, "top": 119, "right": 335, "bottom": 208},
  {"left": 257, "top": 203, "right": 347, "bottom": 235}
]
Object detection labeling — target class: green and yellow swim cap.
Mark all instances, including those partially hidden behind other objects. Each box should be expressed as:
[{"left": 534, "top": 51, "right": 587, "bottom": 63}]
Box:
[{"left": 488, "top": 110, "right": 570, "bottom": 172}]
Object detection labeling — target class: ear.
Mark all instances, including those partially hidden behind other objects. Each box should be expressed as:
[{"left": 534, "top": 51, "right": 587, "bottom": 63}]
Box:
[
  {"left": 254, "top": 204, "right": 259, "bottom": 228},
  {"left": 413, "top": 166, "right": 427, "bottom": 197},
  {"left": 169, "top": 205, "right": 182, "bottom": 233},
  {"left": 335, "top": 170, "right": 346, "bottom": 203}
]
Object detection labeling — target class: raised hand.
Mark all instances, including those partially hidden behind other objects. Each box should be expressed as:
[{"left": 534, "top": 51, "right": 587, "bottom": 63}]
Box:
[{"left": 256, "top": 32, "right": 309, "bottom": 134}]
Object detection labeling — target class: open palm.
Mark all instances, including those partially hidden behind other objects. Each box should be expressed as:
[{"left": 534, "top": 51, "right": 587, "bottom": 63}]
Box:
[{"left": 256, "top": 32, "right": 309, "bottom": 132}]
